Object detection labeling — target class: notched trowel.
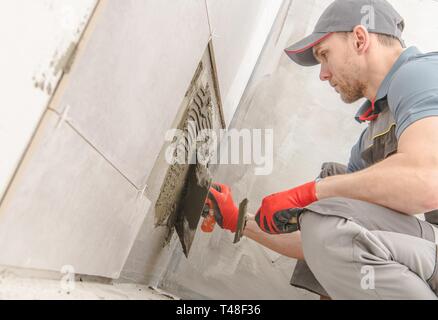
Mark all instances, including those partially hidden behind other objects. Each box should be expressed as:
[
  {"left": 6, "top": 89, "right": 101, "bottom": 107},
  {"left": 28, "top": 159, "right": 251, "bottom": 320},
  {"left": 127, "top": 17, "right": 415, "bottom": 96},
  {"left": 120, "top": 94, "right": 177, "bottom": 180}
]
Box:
[
  {"left": 175, "top": 163, "right": 212, "bottom": 258},
  {"left": 233, "top": 198, "right": 248, "bottom": 244}
]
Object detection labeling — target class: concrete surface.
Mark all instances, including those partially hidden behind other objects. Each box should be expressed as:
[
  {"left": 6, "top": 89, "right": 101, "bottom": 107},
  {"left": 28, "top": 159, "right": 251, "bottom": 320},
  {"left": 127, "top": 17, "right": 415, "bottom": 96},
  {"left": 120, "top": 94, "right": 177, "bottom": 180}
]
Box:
[{"left": 0, "top": 266, "right": 176, "bottom": 300}]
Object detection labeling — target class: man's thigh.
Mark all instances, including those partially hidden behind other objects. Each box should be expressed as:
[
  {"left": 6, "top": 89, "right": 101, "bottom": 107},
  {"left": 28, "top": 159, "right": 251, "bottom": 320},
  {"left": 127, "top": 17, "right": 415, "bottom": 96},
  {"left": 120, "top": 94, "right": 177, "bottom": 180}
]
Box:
[
  {"left": 301, "top": 197, "right": 436, "bottom": 241},
  {"left": 299, "top": 197, "right": 438, "bottom": 299}
]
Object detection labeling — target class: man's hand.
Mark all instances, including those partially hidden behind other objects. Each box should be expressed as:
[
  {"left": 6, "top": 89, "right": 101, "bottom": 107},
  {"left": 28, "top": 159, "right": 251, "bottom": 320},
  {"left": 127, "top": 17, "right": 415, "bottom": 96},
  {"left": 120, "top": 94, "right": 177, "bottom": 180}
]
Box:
[
  {"left": 255, "top": 181, "right": 318, "bottom": 234},
  {"left": 206, "top": 183, "right": 239, "bottom": 233}
]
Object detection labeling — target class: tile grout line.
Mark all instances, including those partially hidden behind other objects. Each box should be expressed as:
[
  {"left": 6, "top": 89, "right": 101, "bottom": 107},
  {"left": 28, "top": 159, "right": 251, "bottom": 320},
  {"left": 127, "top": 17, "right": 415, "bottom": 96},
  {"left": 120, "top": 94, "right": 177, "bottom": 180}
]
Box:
[
  {"left": 204, "top": 0, "right": 213, "bottom": 37},
  {"left": 204, "top": 0, "right": 226, "bottom": 129},
  {"left": 47, "top": 107, "right": 140, "bottom": 192}
]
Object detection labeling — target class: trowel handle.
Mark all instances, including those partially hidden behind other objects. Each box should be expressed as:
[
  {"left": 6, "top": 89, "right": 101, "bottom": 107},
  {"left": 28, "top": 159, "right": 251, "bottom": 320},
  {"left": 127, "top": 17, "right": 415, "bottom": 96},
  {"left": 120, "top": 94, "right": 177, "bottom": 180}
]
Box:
[{"left": 201, "top": 198, "right": 216, "bottom": 233}]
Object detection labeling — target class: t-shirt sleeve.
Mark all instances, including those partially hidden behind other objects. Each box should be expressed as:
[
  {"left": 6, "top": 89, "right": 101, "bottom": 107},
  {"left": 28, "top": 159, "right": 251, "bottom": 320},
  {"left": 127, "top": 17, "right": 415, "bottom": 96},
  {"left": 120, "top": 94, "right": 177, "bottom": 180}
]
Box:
[
  {"left": 347, "top": 129, "right": 367, "bottom": 173},
  {"left": 388, "top": 58, "right": 438, "bottom": 140}
]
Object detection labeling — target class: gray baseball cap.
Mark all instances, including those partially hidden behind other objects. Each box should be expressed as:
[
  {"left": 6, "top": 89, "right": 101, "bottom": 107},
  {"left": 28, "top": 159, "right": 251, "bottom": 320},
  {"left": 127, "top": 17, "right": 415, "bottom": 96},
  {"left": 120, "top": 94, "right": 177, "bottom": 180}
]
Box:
[{"left": 285, "top": 0, "right": 406, "bottom": 66}]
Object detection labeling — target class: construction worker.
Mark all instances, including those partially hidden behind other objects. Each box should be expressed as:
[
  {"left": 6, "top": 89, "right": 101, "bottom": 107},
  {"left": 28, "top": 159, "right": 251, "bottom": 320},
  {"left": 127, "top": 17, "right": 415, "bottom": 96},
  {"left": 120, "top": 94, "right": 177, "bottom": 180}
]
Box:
[{"left": 206, "top": 0, "right": 438, "bottom": 299}]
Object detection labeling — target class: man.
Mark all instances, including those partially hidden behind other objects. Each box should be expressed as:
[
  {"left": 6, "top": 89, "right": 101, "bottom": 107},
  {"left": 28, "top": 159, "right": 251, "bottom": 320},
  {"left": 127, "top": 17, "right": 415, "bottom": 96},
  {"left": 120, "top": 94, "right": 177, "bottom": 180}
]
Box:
[{"left": 205, "top": 0, "right": 438, "bottom": 299}]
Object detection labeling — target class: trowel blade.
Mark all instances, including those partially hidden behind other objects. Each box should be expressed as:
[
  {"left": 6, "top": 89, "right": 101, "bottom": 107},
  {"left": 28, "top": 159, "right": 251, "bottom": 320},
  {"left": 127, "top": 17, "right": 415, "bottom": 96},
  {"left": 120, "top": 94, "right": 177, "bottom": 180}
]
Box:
[
  {"left": 233, "top": 199, "right": 248, "bottom": 244},
  {"left": 175, "top": 164, "right": 212, "bottom": 257}
]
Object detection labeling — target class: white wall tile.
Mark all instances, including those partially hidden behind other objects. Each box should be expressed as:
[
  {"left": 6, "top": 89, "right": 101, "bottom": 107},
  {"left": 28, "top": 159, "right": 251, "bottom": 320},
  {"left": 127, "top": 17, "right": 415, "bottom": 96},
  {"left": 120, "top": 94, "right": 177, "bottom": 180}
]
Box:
[
  {"left": 53, "top": 0, "right": 211, "bottom": 188},
  {"left": 0, "top": 110, "right": 150, "bottom": 278},
  {"left": 0, "top": 0, "right": 97, "bottom": 200}
]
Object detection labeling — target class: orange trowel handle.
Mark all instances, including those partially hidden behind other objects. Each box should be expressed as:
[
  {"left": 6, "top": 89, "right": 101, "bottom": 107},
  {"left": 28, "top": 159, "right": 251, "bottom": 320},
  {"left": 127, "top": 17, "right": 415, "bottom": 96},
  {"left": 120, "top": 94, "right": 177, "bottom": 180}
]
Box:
[{"left": 201, "top": 198, "right": 217, "bottom": 233}]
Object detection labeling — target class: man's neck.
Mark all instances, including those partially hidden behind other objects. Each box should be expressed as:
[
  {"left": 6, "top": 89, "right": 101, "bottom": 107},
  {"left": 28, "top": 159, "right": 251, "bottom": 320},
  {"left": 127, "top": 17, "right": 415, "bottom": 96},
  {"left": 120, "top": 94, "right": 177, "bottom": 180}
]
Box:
[{"left": 364, "top": 47, "right": 404, "bottom": 101}]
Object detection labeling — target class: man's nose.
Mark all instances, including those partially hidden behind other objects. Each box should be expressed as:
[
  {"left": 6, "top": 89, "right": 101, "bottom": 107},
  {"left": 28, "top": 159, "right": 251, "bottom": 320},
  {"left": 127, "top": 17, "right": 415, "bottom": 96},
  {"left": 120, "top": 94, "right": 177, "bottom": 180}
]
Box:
[{"left": 319, "top": 64, "right": 331, "bottom": 81}]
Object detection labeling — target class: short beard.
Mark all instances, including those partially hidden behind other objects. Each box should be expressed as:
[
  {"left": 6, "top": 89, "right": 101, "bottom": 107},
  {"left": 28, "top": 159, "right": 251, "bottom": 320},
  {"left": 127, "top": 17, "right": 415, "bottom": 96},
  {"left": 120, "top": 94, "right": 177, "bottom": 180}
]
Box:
[
  {"left": 338, "top": 60, "right": 366, "bottom": 104},
  {"left": 339, "top": 79, "right": 366, "bottom": 103}
]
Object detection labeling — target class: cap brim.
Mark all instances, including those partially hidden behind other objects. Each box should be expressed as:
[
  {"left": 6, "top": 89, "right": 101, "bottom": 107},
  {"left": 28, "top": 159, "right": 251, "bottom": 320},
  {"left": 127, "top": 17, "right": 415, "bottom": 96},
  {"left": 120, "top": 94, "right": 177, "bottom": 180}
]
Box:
[{"left": 284, "top": 32, "right": 332, "bottom": 66}]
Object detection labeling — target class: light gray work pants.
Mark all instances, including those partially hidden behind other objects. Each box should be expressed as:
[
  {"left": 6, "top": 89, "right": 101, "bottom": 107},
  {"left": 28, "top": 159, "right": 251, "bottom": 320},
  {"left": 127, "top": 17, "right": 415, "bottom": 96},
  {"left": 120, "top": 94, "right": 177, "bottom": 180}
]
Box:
[{"left": 298, "top": 197, "right": 438, "bottom": 300}]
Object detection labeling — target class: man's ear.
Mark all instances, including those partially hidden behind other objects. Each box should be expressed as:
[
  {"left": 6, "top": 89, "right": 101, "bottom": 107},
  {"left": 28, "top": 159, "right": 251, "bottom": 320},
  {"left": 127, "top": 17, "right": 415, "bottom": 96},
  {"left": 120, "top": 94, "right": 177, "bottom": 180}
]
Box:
[{"left": 351, "top": 25, "right": 370, "bottom": 54}]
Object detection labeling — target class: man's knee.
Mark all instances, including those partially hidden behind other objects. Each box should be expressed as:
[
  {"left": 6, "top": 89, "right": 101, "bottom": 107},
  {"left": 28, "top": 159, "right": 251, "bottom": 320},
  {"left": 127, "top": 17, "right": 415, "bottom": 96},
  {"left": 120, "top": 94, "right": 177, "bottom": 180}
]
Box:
[
  {"left": 300, "top": 211, "right": 342, "bottom": 259},
  {"left": 299, "top": 211, "right": 328, "bottom": 249},
  {"left": 299, "top": 209, "right": 364, "bottom": 296},
  {"left": 300, "top": 197, "right": 355, "bottom": 245},
  {"left": 299, "top": 206, "right": 358, "bottom": 268}
]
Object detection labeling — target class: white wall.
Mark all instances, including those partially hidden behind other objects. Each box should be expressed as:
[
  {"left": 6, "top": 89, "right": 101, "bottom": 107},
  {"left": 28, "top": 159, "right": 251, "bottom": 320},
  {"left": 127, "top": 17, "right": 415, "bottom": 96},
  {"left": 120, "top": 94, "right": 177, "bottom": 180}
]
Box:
[
  {"left": 207, "top": 0, "right": 283, "bottom": 127},
  {"left": 395, "top": 0, "right": 438, "bottom": 52},
  {"left": 0, "top": 0, "right": 282, "bottom": 281},
  {"left": 0, "top": 0, "right": 212, "bottom": 278},
  {"left": 0, "top": 0, "right": 97, "bottom": 200}
]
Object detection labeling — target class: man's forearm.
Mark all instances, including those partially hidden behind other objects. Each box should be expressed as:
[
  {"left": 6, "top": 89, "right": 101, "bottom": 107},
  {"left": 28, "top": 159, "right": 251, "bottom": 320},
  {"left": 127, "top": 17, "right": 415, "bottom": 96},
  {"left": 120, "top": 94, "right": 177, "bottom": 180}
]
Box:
[
  {"left": 243, "top": 214, "right": 304, "bottom": 260},
  {"left": 316, "top": 153, "right": 438, "bottom": 215}
]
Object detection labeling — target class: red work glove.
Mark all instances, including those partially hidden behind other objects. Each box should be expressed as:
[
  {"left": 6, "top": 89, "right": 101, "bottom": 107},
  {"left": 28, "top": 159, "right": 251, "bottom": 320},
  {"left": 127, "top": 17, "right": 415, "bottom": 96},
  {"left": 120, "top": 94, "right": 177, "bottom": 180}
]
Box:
[
  {"left": 255, "top": 181, "right": 318, "bottom": 234},
  {"left": 205, "top": 183, "right": 239, "bottom": 233}
]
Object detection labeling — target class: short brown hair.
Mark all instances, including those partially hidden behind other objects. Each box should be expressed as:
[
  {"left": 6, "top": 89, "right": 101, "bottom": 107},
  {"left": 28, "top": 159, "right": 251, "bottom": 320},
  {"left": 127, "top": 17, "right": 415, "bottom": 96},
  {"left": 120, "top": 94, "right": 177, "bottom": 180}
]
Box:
[
  {"left": 375, "top": 33, "right": 401, "bottom": 47},
  {"left": 339, "top": 31, "right": 402, "bottom": 47}
]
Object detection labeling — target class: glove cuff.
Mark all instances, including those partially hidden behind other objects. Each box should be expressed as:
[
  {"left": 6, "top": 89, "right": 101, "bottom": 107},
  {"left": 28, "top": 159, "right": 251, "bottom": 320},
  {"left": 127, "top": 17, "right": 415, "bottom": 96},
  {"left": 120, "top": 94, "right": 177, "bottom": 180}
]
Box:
[{"left": 298, "top": 181, "right": 318, "bottom": 207}]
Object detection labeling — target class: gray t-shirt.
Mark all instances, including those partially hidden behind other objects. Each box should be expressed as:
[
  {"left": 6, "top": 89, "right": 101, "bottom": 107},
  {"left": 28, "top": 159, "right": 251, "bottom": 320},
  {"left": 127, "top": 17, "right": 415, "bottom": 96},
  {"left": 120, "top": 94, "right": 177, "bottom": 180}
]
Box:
[{"left": 348, "top": 47, "right": 438, "bottom": 173}]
